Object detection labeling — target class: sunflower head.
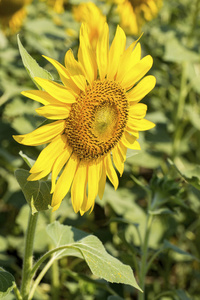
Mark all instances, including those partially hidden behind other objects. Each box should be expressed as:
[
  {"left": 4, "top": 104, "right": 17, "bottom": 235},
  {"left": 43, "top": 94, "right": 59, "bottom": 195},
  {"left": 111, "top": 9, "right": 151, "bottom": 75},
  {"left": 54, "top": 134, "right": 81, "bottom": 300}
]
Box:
[
  {"left": 115, "top": 0, "right": 162, "bottom": 35},
  {"left": 14, "top": 22, "right": 156, "bottom": 215},
  {"left": 0, "top": 0, "right": 32, "bottom": 34}
]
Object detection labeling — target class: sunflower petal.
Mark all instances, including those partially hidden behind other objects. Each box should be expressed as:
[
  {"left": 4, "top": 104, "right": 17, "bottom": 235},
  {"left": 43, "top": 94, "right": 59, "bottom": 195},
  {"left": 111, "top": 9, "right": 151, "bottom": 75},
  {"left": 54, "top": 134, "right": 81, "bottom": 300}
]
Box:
[
  {"left": 71, "top": 162, "right": 87, "bottom": 213},
  {"left": 87, "top": 159, "right": 101, "bottom": 207},
  {"left": 127, "top": 118, "right": 155, "bottom": 131},
  {"left": 112, "top": 147, "right": 124, "bottom": 176},
  {"left": 121, "top": 132, "right": 140, "bottom": 150},
  {"left": 78, "top": 23, "right": 97, "bottom": 84},
  {"left": 13, "top": 120, "right": 65, "bottom": 146},
  {"left": 104, "top": 154, "right": 118, "bottom": 190},
  {"left": 127, "top": 75, "right": 156, "bottom": 102},
  {"left": 65, "top": 49, "right": 86, "bottom": 91},
  {"left": 116, "top": 42, "right": 141, "bottom": 82},
  {"left": 120, "top": 55, "right": 153, "bottom": 91},
  {"left": 34, "top": 77, "right": 76, "bottom": 104},
  {"left": 30, "top": 134, "right": 67, "bottom": 174},
  {"left": 98, "top": 160, "right": 106, "bottom": 199},
  {"left": 129, "top": 103, "right": 147, "bottom": 119},
  {"left": 96, "top": 22, "right": 109, "bottom": 80},
  {"left": 36, "top": 104, "right": 70, "bottom": 119},
  {"left": 21, "top": 90, "right": 60, "bottom": 105},
  {"left": 107, "top": 25, "right": 126, "bottom": 80},
  {"left": 43, "top": 55, "right": 80, "bottom": 94},
  {"left": 51, "top": 146, "right": 72, "bottom": 193},
  {"left": 51, "top": 155, "right": 79, "bottom": 207},
  {"left": 28, "top": 169, "right": 49, "bottom": 181}
]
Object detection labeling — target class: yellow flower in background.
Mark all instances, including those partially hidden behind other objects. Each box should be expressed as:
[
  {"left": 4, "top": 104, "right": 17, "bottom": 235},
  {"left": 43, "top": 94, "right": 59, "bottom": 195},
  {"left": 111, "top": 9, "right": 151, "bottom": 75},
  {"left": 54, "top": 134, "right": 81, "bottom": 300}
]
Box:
[
  {"left": 115, "top": 0, "right": 162, "bottom": 35},
  {"left": 0, "top": 0, "right": 32, "bottom": 34},
  {"left": 13, "top": 23, "right": 156, "bottom": 215},
  {"left": 73, "top": 2, "right": 106, "bottom": 50}
]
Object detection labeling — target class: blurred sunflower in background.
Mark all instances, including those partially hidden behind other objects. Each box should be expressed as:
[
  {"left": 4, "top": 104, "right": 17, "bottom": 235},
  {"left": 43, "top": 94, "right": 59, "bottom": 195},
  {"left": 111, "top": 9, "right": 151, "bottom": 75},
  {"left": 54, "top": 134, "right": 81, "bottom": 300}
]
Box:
[
  {"left": 73, "top": 2, "right": 106, "bottom": 50},
  {"left": 13, "top": 22, "right": 156, "bottom": 215},
  {"left": 114, "top": 0, "right": 162, "bottom": 35},
  {"left": 0, "top": 0, "right": 32, "bottom": 34}
]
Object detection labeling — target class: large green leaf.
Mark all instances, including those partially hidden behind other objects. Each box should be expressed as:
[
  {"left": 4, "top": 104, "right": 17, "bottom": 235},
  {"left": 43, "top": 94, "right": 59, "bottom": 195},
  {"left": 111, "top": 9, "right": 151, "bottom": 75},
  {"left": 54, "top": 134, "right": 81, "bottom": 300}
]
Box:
[
  {"left": 47, "top": 222, "right": 141, "bottom": 291},
  {"left": 0, "top": 268, "right": 15, "bottom": 299},
  {"left": 17, "top": 35, "right": 53, "bottom": 89},
  {"left": 46, "top": 221, "right": 87, "bottom": 260},
  {"left": 15, "top": 169, "right": 52, "bottom": 214}
]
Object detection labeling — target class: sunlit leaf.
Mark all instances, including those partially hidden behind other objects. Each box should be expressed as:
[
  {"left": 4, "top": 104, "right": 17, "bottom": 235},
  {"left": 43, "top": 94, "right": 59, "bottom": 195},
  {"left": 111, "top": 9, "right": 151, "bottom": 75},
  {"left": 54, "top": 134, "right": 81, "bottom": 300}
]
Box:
[{"left": 17, "top": 35, "right": 53, "bottom": 89}]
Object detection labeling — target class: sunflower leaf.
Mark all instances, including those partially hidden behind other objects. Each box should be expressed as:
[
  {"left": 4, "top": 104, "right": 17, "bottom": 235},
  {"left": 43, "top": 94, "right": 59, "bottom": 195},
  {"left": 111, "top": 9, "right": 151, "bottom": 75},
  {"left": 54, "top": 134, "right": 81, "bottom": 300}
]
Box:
[
  {"left": 46, "top": 222, "right": 141, "bottom": 291},
  {"left": 0, "top": 268, "right": 16, "bottom": 298},
  {"left": 19, "top": 151, "right": 36, "bottom": 168},
  {"left": 17, "top": 35, "right": 53, "bottom": 89},
  {"left": 46, "top": 221, "right": 87, "bottom": 260},
  {"left": 15, "top": 169, "right": 52, "bottom": 214}
]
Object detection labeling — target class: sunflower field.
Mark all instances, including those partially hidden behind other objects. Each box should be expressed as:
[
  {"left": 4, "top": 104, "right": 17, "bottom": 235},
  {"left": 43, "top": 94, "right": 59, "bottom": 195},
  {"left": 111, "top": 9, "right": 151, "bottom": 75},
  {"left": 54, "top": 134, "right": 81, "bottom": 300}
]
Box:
[{"left": 0, "top": 0, "right": 200, "bottom": 300}]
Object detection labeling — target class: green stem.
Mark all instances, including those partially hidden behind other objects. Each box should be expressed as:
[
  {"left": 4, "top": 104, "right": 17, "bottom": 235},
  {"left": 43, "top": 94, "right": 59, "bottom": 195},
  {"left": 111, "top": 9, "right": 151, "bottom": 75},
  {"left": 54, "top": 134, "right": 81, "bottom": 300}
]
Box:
[
  {"left": 49, "top": 213, "right": 60, "bottom": 300},
  {"left": 172, "top": 62, "right": 187, "bottom": 158},
  {"left": 138, "top": 214, "right": 153, "bottom": 300},
  {"left": 29, "top": 256, "right": 55, "bottom": 300},
  {"left": 13, "top": 284, "right": 23, "bottom": 300},
  {"left": 20, "top": 211, "right": 38, "bottom": 300}
]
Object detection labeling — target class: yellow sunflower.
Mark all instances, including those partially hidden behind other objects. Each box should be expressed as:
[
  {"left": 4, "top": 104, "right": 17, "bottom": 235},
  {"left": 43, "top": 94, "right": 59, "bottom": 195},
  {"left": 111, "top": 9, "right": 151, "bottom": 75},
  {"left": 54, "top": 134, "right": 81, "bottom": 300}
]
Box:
[
  {"left": 115, "top": 0, "right": 162, "bottom": 35},
  {"left": 0, "top": 0, "right": 32, "bottom": 34},
  {"left": 13, "top": 23, "right": 156, "bottom": 215},
  {"left": 73, "top": 2, "right": 106, "bottom": 50}
]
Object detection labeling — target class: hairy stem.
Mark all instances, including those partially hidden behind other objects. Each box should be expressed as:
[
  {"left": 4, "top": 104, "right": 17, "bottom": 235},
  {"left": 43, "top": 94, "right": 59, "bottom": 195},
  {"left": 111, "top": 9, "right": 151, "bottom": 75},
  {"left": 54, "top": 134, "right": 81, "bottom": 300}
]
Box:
[{"left": 20, "top": 212, "right": 38, "bottom": 300}]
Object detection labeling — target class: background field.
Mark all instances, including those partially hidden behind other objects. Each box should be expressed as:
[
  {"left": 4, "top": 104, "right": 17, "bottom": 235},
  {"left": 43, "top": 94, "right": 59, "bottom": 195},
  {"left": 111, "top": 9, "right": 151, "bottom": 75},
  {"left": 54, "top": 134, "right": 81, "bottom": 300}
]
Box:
[{"left": 0, "top": 0, "right": 200, "bottom": 299}]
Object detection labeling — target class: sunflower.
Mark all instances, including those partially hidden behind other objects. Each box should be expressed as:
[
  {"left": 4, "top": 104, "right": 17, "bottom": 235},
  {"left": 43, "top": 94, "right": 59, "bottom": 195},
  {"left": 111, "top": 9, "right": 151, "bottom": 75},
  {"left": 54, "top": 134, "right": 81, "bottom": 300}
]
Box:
[
  {"left": 115, "top": 0, "right": 162, "bottom": 35},
  {"left": 0, "top": 0, "right": 32, "bottom": 34},
  {"left": 73, "top": 2, "right": 106, "bottom": 50},
  {"left": 14, "top": 23, "right": 156, "bottom": 215}
]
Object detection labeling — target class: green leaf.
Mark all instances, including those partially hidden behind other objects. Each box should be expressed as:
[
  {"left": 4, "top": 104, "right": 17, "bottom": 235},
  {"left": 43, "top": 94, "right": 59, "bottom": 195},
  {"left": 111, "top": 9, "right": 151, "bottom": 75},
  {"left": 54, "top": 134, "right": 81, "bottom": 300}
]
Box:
[
  {"left": 17, "top": 35, "right": 53, "bottom": 89},
  {"left": 108, "top": 297, "right": 125, "bottom": 300},
  {"left": 0, "top": 268, "right": 15, "bottom": 299},
  {"left": 164, "top": 37, "right": 200, "bottom": 63},
  {"left": 168, "top": 159, "right": 200, "bottom": 191},
  {"left": 19, "top": 151, "right": 36, "bottom": 168},
  {"left": 46, "top": 221, "right": 87, "bottom": 260},
  {"left": 163, "top": 240, "right": 199, "bottom": 262},
  {"left": 176, "top": 289, "right": 192, "bottom": 300},
  {"left": 47, "top": 222, "right": 141, "bottom": 290},
  {"left": 15, "top": 169, "right": 52, "bottom": 214},
  {"left": 73, "top": 235, "right": 141, "bottom": 290}
]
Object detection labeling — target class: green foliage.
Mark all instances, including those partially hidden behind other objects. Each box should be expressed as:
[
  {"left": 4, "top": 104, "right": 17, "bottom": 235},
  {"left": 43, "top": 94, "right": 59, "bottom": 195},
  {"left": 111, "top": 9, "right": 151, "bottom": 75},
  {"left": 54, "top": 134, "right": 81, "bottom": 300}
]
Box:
[
  {"left": 0, "top": 268, "right": 15, "bottom": 299},
  {"left": 0, "top": 0, "right": 200, "bottom": 299},
  {"left": 47, "top": 222, "right": 141, "bottom": 290},
  {"left": 17, "top": 35, "right": 53, "bottom": 89},
  {"left": 15, "top": 169, "right": 52, "bottom": 214}
]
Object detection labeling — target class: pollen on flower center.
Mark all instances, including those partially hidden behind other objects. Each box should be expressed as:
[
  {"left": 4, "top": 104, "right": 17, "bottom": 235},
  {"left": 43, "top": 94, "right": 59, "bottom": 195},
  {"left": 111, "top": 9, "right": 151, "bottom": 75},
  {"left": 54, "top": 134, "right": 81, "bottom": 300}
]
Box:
[{"left": 65, "top": 80, "right": 128, "bottom": 161}]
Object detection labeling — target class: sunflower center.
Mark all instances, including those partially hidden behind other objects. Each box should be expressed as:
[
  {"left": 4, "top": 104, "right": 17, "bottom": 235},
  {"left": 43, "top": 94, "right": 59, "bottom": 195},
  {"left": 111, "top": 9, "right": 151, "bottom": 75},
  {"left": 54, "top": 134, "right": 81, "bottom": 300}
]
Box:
[{"left": 65, "top": 80, "right": 128, "bottom": 161}]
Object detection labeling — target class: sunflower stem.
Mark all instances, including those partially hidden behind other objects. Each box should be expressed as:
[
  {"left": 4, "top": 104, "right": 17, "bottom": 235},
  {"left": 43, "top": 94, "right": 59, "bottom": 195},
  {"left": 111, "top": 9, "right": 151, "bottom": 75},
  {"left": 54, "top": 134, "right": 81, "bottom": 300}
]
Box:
[
  {"left": 13, "top": 284, "right": 23, "bottom": 300},
  {"left": 138, "top": 212, "right": 153, "bottom": 300},
  {"left": 49, "top": 212, "right": 60, "bottom": 300},
  {"left": 20, "top": 211, "right": 38, "bottom": 300}
]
